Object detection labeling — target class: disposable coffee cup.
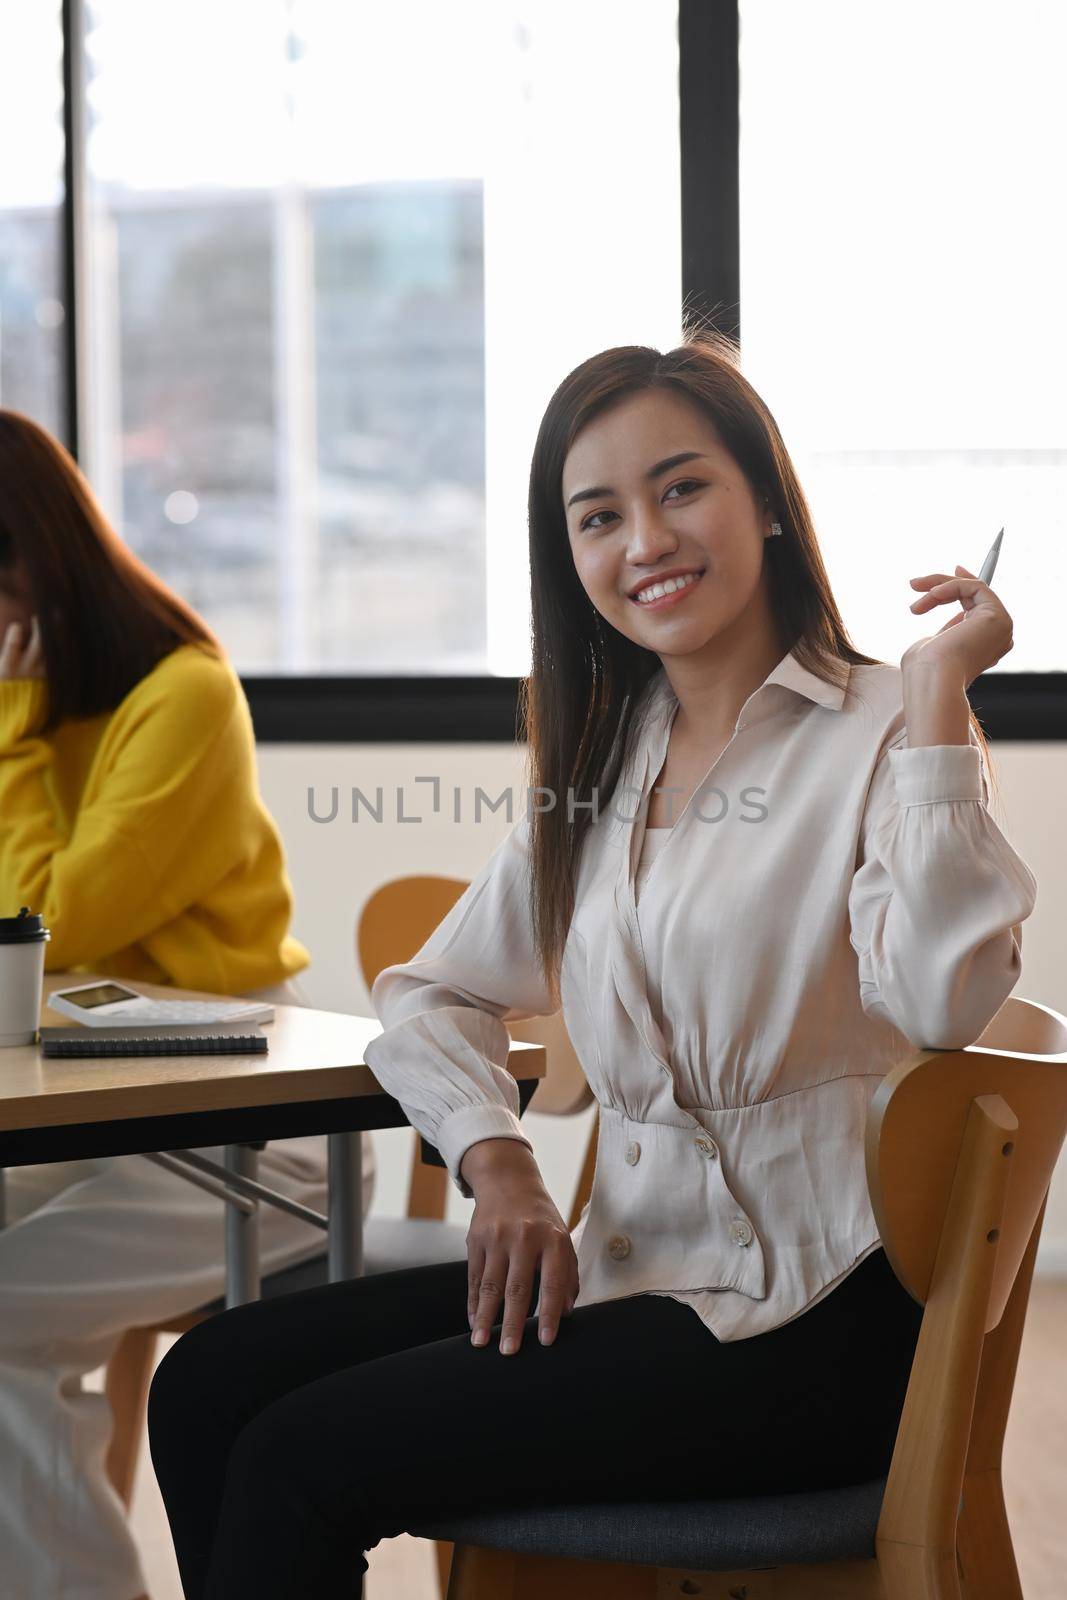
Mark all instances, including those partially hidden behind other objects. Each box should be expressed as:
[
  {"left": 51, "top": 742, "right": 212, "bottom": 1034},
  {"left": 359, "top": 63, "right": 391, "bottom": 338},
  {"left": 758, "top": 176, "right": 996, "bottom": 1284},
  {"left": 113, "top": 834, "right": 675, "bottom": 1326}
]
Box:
[{"left": 0, "top": 907, "right": 51, "bottom": 1047}]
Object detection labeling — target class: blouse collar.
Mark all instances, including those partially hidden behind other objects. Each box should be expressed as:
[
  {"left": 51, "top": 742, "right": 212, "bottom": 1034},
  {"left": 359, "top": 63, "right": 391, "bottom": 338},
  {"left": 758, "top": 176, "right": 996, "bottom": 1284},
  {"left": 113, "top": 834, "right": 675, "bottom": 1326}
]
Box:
[{"left": 646, "top": 647, "right": 850, "bottom": 726}]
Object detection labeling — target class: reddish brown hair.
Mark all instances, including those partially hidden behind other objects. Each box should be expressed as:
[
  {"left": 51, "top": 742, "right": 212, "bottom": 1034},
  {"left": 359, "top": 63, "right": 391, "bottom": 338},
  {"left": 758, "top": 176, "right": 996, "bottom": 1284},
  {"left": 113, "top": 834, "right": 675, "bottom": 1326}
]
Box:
[{"left": 0, "top": 408, "right": 222, "bottom": 733}]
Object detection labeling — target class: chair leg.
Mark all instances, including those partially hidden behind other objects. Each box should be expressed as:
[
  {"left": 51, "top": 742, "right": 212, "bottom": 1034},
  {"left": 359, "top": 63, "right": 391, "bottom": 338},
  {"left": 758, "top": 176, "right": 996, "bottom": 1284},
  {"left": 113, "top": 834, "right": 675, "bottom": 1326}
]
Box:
[
  {"left": 445, "top": 1548, "right": 890, "bottom": 1598},
  {"left": 878, "top": 1540, "right": 962, "bottom": 1600},
  {"left": 956, "top": 1467, "right": 1023, "bottom": 1600},
  {"left": 434, "top": 1538, "right": 453, "bottom": 1597},
  {"left": 104, "top": 1327, "right": 160, "bottom": 1507},
  {"left": 954, "top": 1198, "right": 1044, "bottom": 1600},
  {"left": 447, "top": 1546, "right": 658, "bottom": 1600},
  {"left": 446, "top": 1543, "right": 518, "bottom": 1600}
]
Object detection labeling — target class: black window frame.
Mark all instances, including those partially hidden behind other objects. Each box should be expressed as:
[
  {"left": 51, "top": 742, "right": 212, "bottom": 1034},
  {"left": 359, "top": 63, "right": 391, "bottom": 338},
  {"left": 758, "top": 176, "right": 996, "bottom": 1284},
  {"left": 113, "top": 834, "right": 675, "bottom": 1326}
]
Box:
[{"left": 57, "top": 0, "right": 1063, "bottom": 743}]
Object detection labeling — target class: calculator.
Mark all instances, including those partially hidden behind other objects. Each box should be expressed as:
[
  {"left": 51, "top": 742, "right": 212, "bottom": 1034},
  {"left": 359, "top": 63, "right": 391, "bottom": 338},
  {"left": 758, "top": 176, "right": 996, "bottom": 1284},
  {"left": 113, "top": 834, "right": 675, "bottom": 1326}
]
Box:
[{"left": 47, "top": 980, "right": 274, "bottom": 1029}]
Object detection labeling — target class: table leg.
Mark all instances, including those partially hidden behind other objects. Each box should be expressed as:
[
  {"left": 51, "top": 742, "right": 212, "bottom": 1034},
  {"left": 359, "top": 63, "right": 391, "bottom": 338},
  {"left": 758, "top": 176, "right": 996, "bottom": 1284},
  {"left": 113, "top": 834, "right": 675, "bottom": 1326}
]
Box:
[
  {"left": 224, "top": 1144, "right": 261, "bottom": 1308},
  {"left": 0, "top": 1166, "right": 5, "bottom": 1230},
  {"left": 327, "top": 1131, "right": 364, "bottom": 1281}
]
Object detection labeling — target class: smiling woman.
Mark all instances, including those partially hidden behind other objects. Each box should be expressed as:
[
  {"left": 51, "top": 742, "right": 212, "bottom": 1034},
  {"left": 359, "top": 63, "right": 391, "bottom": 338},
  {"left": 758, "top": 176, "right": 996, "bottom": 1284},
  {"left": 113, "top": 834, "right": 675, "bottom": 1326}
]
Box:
[
  {"left": 519, "top": 324, "right": 999, "bottom": 997},
  {"left": 144, "top": 321, "right": 1037, "bottom": 1600},
  {"left": 564, "top": 399, "right": 785, "bottom": 665}
]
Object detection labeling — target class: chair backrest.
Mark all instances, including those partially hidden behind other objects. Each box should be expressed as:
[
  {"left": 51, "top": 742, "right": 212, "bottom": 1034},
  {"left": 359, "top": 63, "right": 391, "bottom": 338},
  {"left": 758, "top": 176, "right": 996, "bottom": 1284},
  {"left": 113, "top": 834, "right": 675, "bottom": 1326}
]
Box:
[
  {"left": 867, "top": 995, "right": 1067, "bottom": 1321},
  {"left": 356, "top": 874, "right": 593, "bottom": 1215},
  {"left": 358, "top": 875, "right": 471, "bottom": 990},
  {"left": 358, "top": 872, "right": 591, "bottom": 1116},
  {"left": 868, "top": 995, "right": 1067, "bottom": 1564}
]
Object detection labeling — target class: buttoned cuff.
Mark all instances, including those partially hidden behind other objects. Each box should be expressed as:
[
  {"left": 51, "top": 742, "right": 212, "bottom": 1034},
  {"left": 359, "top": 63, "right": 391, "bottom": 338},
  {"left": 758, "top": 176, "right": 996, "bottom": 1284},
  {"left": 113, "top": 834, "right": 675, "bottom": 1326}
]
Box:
[
  {"left": 436, "top": 1103, "right": 534, "bottom": 1198},
  {"left": 888, "top": 743, "right": 983, "bottom": 807}
]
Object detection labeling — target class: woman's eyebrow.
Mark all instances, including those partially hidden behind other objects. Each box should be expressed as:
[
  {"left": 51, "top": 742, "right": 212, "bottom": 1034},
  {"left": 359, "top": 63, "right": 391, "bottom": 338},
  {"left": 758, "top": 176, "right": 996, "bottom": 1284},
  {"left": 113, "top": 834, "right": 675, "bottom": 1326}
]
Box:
[{"left": 565, "top": 451, "right": 708, "bottom": 510}]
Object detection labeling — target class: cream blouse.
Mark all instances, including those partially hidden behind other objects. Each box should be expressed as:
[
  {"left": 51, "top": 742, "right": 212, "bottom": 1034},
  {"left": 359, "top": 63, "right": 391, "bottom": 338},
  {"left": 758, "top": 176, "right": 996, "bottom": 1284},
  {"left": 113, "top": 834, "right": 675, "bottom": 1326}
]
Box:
[
  {"left": 364, "top": 649, "right": 1038, "bottom": 1342},
  {"left": 635, "top": 824, "right": 670, "bottom": 905}
]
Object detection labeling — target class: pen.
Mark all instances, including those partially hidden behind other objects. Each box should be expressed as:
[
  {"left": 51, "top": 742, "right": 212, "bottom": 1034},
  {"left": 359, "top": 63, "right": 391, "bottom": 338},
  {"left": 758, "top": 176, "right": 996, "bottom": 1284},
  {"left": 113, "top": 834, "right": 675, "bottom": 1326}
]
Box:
[{"left": 977, "top": 527, "right": 1004, "bottom": 586}]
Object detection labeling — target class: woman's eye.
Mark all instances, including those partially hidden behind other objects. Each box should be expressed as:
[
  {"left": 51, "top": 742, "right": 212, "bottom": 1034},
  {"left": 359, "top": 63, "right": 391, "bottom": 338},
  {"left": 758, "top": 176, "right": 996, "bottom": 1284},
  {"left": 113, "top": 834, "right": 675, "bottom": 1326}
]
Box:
[{"left": 579, "top": 480, "right": 701, "bottom": 533}]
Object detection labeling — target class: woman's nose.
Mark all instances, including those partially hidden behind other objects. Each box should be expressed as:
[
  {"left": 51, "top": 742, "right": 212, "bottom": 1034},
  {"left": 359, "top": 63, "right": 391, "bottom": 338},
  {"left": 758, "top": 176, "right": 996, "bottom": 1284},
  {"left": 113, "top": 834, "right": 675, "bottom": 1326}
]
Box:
[{"left": 626, "top": 511, "right": 677, "bottom": 563}]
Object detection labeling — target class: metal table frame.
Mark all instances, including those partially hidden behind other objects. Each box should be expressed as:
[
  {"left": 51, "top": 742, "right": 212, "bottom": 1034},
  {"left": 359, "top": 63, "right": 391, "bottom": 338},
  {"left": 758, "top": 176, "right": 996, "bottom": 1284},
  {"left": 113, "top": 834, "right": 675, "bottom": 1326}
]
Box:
[
  {"left": 141, "top": 1131, "right": 364, "bottom": 1306},
  {"left": 0, "top": 1080, "right": 540, "bottom": 1307}
]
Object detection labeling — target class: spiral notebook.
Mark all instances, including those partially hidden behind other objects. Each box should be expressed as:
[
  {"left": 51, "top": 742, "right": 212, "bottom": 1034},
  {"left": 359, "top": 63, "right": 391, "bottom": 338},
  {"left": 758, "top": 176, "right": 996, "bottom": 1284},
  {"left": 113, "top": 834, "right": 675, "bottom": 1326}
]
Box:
[{"left": 40, "top": 1024, "right": 268, "bottom": 1058}]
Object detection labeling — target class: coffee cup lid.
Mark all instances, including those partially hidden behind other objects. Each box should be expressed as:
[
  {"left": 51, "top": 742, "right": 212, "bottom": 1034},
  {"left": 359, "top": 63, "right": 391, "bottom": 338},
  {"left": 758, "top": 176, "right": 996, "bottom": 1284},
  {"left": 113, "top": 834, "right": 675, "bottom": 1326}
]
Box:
[{"left": 0, "top": 906, "right": 51, "bottom": 944}]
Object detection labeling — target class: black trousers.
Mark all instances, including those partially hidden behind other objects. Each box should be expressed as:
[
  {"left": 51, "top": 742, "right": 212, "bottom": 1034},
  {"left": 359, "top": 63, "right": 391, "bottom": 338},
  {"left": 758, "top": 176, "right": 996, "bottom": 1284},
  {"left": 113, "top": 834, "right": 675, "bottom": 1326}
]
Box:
[{"left": 147, "top": 1248, "right": 923, "bottom": 1600}]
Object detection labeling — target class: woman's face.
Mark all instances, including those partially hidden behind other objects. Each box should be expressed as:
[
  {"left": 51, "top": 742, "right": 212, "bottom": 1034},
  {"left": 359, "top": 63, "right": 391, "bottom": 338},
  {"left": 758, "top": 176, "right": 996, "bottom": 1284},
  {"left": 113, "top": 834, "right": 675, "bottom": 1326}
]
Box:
[
  {"left": 562, "top": 387, "right": 777, "bottom": 662},
  {"left": 0, "top": 557, "right": 33, "bottom": 642}
]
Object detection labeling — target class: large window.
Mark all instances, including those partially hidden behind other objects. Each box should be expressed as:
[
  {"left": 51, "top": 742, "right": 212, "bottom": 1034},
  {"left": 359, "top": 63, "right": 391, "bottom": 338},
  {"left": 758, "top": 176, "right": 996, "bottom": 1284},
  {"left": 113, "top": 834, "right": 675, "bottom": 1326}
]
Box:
[
  {"left": 0, "top": 1, "right": 66, "bottom": 440},
  {"left": 75, "top": 0, "right": 681, "bottom": 675},
  {"left": 5, "top": 1, "right": 1061, "bottom": 730},
  {"left": 739, "top": 0, "right": 1065, "bottom": 674}
]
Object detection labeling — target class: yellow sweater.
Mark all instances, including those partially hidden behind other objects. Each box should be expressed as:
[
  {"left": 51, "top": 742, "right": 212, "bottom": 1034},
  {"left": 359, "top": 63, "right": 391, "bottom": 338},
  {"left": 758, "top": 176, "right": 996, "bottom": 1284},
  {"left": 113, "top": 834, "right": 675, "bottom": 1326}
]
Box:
[{"left": 0, "top": 642, "right": 311, "bottom": 994}]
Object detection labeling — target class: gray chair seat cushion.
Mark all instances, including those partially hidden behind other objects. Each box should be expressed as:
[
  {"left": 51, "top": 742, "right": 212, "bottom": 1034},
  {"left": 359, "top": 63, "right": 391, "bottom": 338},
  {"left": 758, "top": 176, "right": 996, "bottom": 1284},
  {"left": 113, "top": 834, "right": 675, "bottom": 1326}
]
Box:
[
  {"left": 407, "top": 1476, "right": 887, "bottom": 1570},
  {"left": 194, "top": 1216, "right": 469, "bottom": 1314},
  {"left": 362, "top": 1216, "right": 470, "bottom": 1274}
]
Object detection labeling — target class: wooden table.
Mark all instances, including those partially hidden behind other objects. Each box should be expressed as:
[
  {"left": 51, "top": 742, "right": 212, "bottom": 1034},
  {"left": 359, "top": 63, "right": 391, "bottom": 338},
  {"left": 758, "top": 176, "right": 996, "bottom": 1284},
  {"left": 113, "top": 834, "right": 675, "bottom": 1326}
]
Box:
[{"left": 0, "top": 971, "right": 547, "bottom": 1306}]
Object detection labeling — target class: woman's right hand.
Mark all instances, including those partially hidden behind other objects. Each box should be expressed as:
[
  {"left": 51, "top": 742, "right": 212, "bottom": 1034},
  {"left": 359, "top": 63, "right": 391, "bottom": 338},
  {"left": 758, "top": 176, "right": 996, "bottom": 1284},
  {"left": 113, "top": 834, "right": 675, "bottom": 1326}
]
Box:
[
  {"left": 0, "top": 615, "right": 45, "bottom": 679},
  {"left": 460, "top": 1137, "right": 580, "bottom": 1355}
]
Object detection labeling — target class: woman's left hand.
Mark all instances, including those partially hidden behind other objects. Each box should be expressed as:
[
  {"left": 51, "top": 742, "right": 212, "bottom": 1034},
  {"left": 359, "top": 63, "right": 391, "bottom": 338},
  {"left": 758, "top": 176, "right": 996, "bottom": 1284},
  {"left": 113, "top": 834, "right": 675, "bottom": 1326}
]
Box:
[{"left": 900, "top": 565, "right": 1014, "bottom": 687}]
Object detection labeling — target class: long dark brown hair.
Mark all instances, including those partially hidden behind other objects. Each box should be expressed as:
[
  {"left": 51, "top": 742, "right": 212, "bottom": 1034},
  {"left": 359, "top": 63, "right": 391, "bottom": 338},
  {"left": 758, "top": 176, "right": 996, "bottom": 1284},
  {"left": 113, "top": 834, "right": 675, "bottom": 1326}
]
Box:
[
  {"left": 0, "top": 408, "right": 222, "bottom": 733},
  {"left": 520, "top": 325, "right": 996, "bottom": 1005}
]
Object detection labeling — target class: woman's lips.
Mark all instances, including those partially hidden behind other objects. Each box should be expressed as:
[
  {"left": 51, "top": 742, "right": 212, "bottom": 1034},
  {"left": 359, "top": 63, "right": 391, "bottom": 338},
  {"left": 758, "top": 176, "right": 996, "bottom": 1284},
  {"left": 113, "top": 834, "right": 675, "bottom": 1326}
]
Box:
[{"left": 629, "top": 571, "right": 705, "bottom": 613}]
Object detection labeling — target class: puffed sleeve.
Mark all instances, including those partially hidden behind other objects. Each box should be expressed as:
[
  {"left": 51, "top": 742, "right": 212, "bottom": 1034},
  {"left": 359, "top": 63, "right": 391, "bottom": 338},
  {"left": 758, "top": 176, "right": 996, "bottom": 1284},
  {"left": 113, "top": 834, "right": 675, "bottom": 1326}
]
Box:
[
  {"left": 847, "top": 723, "right": 1038, "bottom": 1049},
  {"left": 363, "top": 812, "right": 558, "bottom": 1198}
]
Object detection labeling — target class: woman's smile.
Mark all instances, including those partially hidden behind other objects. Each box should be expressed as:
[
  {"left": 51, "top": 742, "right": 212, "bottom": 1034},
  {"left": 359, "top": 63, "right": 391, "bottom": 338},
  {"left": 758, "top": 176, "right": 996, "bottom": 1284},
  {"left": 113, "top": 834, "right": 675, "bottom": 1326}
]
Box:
[{"left": 629, "top": 568, "right": 706, "bottom": 613}]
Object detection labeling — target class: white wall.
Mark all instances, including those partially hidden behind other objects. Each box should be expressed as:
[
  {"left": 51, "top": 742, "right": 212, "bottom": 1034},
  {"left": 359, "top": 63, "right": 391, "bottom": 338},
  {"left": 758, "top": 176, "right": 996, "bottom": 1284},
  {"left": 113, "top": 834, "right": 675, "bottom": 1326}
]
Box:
[{"left": 256, "top": 738, "right": 1067, "bottom": 1274}]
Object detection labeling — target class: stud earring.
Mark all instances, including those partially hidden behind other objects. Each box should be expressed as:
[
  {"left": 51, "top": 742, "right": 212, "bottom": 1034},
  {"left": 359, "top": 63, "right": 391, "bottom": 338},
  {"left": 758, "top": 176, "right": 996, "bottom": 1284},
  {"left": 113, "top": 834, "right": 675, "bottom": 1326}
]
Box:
[{"left": 769, "top": 522, "right": 783, "bottom": 537}]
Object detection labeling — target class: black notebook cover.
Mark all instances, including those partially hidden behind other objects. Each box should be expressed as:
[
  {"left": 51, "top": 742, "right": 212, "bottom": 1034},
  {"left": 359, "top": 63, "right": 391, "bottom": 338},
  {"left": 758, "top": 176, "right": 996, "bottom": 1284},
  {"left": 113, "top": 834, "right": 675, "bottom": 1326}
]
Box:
[{"left": 40, "top": 1025, "right": 268, "bottom": 1058}]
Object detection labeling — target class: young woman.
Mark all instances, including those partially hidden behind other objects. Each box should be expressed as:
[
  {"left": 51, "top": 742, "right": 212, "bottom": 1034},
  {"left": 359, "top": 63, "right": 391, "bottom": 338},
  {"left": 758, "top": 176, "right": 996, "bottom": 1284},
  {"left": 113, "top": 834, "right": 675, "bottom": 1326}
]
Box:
[
  {"left": 147, "top": 330, "right": 1036, "bottom": 1600},
  {"left": 0, "top": 408, "right": 376, "bottom": 1600}
]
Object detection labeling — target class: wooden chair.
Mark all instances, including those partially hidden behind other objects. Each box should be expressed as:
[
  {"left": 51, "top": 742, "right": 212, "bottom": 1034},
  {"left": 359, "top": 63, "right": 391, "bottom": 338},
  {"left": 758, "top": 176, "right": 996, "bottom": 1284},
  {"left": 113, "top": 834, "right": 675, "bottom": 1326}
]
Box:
[
  {"left": 401, "top": 994, "right": 1067, "bottom": 1600},
  {"left": 104, "top": 874, "right": 598, "bottom": 1600},
  {"left": 356, "top": 876, "right": 597, "bottom": 1226}
]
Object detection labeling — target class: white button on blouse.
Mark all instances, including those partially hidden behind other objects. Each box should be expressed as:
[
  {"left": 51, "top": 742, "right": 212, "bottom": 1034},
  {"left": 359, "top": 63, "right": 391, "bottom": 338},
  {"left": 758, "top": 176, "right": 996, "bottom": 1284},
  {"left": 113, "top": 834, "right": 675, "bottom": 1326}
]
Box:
[{"left": 365, "top": 649, "right": 1038, "bottom": 1343}]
